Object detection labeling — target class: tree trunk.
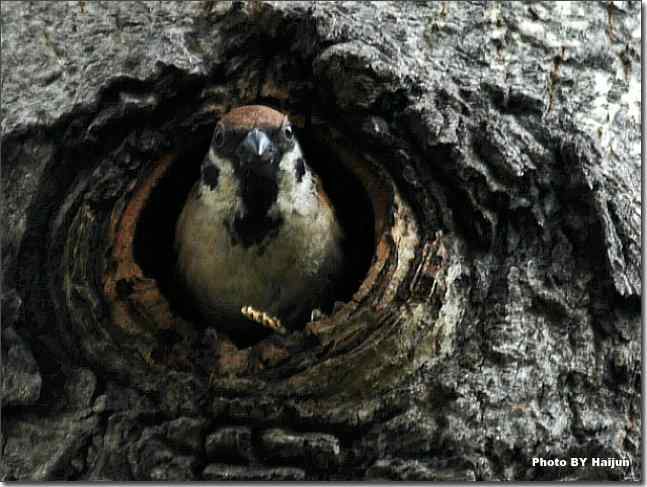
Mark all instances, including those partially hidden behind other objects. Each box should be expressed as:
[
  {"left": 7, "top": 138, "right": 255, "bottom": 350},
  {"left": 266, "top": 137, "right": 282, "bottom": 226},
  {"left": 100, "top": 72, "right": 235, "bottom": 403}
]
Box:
[{"left": 1, "top": 1, "right": 640, "bottom": 481}]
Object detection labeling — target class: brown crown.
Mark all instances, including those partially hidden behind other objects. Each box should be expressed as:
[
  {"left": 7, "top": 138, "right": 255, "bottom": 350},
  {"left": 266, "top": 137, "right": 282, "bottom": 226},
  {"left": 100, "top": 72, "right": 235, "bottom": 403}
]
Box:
[{"left": 220, "top": 105, "right": 287, "bottom": 131}]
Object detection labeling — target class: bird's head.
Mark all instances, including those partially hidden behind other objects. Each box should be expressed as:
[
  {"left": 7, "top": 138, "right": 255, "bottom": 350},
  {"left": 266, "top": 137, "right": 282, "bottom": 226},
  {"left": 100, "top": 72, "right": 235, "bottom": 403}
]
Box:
[
  {"left": 198, "top": 105, "right": 313, "bottom": 246},
  {"left": 202, "top": 105, "right": 300, "bottom": 189}
]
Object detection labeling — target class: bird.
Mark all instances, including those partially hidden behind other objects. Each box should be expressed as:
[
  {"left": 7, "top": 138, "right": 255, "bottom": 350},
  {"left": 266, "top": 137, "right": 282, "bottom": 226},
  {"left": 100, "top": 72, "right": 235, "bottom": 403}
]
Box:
[{"left": 174, "top": 105, "right": 344, "bottom": 339}]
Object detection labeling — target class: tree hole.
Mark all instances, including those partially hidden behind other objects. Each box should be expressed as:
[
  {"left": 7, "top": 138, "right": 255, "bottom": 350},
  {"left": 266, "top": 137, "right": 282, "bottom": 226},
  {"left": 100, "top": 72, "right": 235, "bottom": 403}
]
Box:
[{"left": 134, "top": 119, "right": 375, "bottom": 348}]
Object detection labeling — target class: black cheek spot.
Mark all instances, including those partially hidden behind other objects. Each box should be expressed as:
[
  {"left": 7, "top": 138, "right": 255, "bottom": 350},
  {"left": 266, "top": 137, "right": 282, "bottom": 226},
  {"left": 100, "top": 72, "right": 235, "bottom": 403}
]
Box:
[
  {"left": 295, "top": 157, "right": 306, "bottom": 183},
  {"left": 202, "top": 164, "right": 220, "bottom": 190}
]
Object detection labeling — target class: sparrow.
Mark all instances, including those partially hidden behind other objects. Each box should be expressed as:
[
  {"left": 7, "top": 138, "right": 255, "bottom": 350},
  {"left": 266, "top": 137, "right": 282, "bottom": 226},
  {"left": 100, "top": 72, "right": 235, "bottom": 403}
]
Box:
[{"left": 174, "top": 105, "right": 344, "bottom": 339}]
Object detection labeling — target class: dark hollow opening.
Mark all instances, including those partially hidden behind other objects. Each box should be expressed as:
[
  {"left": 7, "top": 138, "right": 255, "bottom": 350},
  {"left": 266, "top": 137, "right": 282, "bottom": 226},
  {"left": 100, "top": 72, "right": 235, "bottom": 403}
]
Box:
[{"left": 135, "top": 121, "right": 375, "bottom": 348}]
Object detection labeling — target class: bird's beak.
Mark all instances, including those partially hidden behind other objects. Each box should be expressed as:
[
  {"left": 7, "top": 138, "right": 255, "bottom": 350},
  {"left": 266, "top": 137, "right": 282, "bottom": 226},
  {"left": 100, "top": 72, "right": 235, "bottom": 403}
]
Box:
[{"left": 237, "top": 129, "right": 274, "bottom": 163}]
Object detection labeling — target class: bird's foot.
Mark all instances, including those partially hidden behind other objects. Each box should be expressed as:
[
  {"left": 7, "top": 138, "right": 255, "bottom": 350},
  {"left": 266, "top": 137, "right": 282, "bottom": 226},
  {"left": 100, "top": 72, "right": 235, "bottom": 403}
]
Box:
[
  {"left": 310, "top": 308, "right": 325, "bottom": 322},
  {"left": 241, "top": 305, "right": 287, "bottom": 335}
]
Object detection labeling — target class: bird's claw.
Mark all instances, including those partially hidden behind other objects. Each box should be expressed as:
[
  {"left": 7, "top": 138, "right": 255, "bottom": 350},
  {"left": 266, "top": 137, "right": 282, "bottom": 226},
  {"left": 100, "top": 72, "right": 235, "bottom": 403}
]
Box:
[
  {"left": 241, "top": 305, "right": 287, "bottom": 335},
  {"left": 310, "top": 308, "right": 325, "bottom": 322}
]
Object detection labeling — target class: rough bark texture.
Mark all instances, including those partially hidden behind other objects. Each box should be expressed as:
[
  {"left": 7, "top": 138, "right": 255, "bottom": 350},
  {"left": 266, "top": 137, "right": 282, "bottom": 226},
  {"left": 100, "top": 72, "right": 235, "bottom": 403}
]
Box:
[{"left": 1, "top": 1, "right": 641, "bottom": 481}]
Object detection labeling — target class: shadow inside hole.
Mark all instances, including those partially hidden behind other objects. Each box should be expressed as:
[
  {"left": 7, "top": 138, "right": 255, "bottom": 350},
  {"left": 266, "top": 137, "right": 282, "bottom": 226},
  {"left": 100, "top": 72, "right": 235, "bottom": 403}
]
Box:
[
  {"left": 134, "top": 137, "right": 207, "bottom": 329},
  {"left": 296, "top": 127, "right": 375, "bottom": 307},
  {"left": 134, "top": 125, "right": 375, "bottom": 348}
]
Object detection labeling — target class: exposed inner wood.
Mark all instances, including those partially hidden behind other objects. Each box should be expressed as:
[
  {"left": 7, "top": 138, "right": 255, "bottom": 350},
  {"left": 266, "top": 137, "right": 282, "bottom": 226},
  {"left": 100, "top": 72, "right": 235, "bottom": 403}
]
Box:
[
  {"left": 100, "top": 124, "right": 421, "bottom": 373},
  {"left": 102, "top": 154, "right": 177, "bottom": 336}
]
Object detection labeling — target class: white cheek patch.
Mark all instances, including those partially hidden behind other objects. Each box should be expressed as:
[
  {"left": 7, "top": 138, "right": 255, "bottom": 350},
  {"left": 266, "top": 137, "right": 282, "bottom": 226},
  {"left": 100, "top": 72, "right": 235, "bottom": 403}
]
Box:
[
  {"left": 207, "top": 147, "right": 220, "bottom": 164},
  {"left": 200, "top": 150, "right": 243, "bottom": 214},
  {"left": 275, "top": 142, "right": 318, "bottom": 215}
]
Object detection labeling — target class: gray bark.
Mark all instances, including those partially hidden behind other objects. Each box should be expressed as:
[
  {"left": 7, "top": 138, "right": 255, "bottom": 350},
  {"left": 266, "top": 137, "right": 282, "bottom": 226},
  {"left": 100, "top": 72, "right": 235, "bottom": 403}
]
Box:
[{"left": 1, "top": 1, "right": 641, "bottom": 481}]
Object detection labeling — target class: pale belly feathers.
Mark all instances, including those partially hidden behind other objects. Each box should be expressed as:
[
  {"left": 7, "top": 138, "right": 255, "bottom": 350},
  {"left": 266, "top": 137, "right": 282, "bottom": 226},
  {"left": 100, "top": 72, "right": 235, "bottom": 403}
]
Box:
[{"left": 174, "top": 159, "right": 343, "bottom": 333}]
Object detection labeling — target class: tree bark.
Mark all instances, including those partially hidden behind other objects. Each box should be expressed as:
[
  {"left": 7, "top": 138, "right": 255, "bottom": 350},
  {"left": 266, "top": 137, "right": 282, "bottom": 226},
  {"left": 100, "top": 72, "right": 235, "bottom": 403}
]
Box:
[{"left": 1, "top": 1, "right": 641, "bottom": 481}]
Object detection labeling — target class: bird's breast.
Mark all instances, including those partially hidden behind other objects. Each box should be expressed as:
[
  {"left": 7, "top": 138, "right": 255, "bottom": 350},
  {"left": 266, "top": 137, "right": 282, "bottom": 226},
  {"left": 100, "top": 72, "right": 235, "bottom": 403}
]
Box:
[{"left": 174, "top": 179, "right": 343, "bottom": 330}]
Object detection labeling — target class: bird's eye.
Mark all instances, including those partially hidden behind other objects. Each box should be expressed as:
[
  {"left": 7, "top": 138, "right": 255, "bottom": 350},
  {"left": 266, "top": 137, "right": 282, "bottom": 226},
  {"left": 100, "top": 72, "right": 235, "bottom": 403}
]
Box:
[
  {"left": 213, "top": 127, "right": 225, "bottom": 147},
  {"left": 283, "top": 125, "right": 293, "bottom": 140}
]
